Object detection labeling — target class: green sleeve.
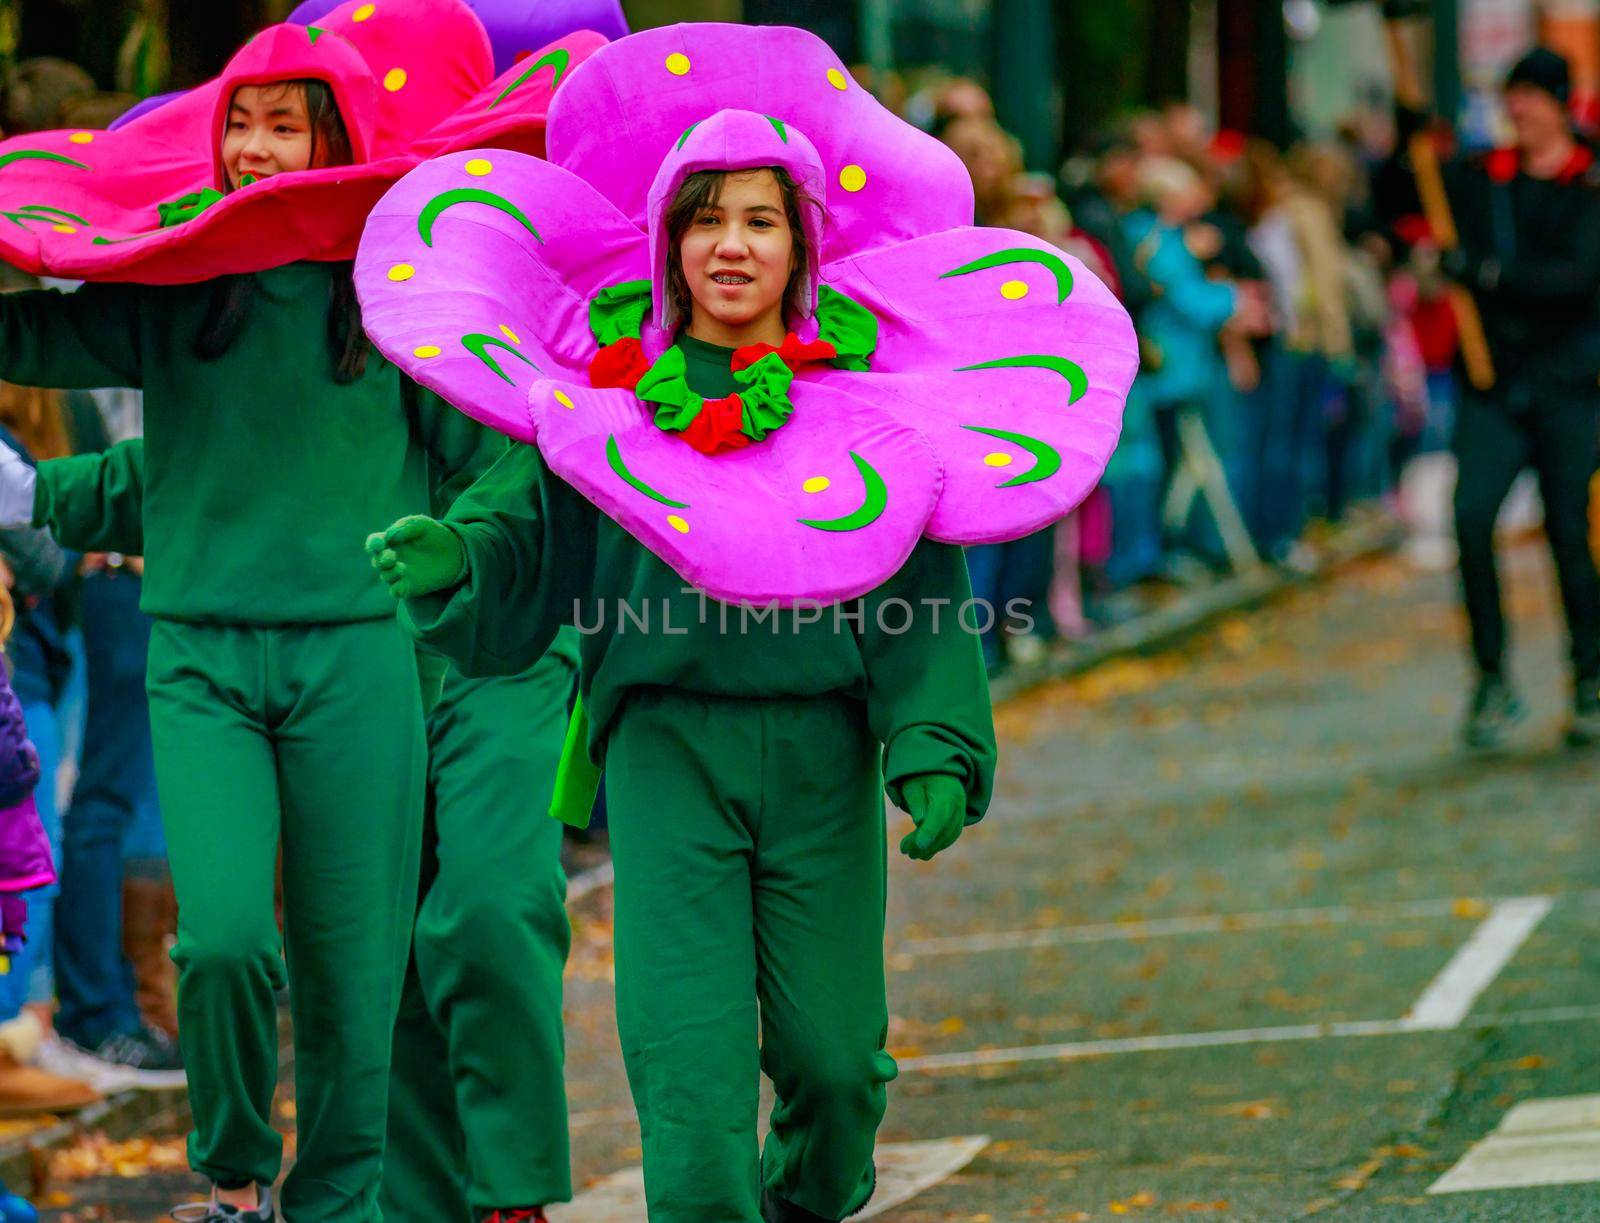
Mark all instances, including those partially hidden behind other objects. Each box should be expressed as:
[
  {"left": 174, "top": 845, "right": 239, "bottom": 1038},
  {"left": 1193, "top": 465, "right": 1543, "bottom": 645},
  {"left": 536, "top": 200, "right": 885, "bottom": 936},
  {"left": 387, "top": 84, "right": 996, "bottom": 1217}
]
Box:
[
  {"left": 406, "top": 381, "right": 502, "bottom": 510},
  {"left": 401, "top": 442, "right": 596, "bottom": 676},
  {"left": 31, "top": 439, "right": 146, "bottom": 554},
  {"left": 860, "top": 542, "right": 997, "bottom": 823},
  {"left": 0, "top": 285, "right": 143, "bottom": 389}
]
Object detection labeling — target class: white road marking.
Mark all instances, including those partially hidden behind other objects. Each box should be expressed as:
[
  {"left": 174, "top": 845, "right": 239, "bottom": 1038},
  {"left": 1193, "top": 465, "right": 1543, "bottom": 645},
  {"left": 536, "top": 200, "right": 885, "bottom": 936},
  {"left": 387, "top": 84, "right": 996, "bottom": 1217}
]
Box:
[
  {"left": 1401, "top": 896, "right": 1553, "bottom": 1030},
  {"left": 897, "top": 1002, "right": 1600, "bottom": 1074},
  {"left": 547, "top": 1135, "right": 988, "bottom": 1221},
  {"left": 1430, "top": 1094, "right": 1600, "bottom": 1194},
  {"left": 899, "top": 896, "right": 1474, "bottom": 957}
]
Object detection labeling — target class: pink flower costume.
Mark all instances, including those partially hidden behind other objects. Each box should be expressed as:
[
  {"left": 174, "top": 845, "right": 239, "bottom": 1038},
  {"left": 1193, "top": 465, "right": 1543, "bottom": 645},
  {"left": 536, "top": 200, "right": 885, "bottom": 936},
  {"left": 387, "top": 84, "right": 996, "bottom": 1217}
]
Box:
[
  {"left": 0, "top": 0, "right": 607, "bottom": 284},
  {"left": 354, "top": 22, "right": 1138, "bottom": 606}
]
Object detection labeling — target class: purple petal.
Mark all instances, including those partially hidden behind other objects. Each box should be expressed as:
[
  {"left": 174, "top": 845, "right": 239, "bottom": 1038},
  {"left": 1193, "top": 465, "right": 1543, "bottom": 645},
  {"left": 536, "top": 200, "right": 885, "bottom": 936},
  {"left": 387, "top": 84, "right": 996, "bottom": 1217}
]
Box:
[
  {"left": 817, "top": 226, "right": 1138, "bottom": 541},
  {"left": 356, "top": 149, "right": 646, "bottom": 442},
  {"left": 530, "top": 377, "right": 939, "bottom": 606},
  {"left": 546, "top": 24, "right": 974, "bottom": 265}
]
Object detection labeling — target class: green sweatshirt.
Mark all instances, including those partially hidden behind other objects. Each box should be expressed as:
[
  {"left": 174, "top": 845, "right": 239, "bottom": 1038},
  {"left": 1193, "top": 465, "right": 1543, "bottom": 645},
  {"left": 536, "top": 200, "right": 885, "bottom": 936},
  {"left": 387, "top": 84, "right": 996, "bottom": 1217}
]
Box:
[
  {"left": 5, "top": 266, "right": 483, "bottom": 624},
  {"left": 404, "top": 334, "right": 998, "bottom": 820}
]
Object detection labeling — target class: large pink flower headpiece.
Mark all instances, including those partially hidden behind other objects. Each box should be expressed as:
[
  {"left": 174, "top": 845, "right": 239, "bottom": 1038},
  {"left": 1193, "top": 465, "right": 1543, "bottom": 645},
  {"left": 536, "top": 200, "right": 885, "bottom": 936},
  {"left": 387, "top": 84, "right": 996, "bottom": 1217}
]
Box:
[
  {"left": 355, "top": 23, "right": 1138, "bottom": 606},
  {"left": 0, "top": 0, "right": 610, "bottom": 284}
]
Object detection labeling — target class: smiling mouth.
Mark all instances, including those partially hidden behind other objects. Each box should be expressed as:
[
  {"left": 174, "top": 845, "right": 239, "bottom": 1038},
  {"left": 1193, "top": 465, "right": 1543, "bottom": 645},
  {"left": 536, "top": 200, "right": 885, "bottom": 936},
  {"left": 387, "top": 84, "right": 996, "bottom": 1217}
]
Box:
[{"left": 710, "top": 272, "right": 753, "bottom": 285}]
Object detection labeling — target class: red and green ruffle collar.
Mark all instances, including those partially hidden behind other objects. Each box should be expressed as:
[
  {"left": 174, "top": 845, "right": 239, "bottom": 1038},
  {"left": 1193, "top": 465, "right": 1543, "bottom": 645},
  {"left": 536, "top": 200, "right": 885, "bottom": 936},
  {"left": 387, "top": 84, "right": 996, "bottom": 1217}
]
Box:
[{"left": 585, "top": 279, "right": 878, "bottom": 455}]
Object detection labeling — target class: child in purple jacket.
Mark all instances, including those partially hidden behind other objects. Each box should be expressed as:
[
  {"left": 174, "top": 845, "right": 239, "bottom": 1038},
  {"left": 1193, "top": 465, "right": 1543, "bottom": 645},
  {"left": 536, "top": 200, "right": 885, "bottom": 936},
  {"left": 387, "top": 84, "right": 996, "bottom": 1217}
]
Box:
[{"left": 0, "top": 587, "right": 56, "bottom": 956}]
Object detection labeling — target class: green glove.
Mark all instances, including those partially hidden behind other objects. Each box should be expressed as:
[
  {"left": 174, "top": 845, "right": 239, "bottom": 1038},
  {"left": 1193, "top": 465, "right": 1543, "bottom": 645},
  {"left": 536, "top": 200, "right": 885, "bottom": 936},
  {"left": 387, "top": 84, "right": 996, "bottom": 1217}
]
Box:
[
  {"left": 898, "top": 774, "right": 968, "bottom": 861},
  {"left": 365, "top": 516, "right": 467, "bottom": 599}
]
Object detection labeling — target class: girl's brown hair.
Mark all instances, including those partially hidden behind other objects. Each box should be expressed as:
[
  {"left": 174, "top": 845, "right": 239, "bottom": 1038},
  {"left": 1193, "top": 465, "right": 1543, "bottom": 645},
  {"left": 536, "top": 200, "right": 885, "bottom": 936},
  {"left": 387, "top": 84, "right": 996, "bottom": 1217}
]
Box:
[
  {"left": 662, "top": 165, "right": 818, "bottom": 328},
  {"left": 0, "top": 385, "right": 71, "bottom": 462},
  {"left": 199, "top": 79, "right": 367, "bottom": 382}
]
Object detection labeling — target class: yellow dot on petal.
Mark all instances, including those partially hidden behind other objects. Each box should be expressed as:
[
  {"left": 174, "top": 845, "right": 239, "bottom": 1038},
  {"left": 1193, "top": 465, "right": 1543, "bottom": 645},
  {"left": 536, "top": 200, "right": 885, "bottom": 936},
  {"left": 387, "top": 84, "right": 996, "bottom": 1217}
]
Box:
[
  {"left": 667, "top": 514, "right": 690, "bottom": 534},
  {"left": 984, "top": 452, "right": 1013, "bottom": 468},
  {"left": 413, "top": 344, "right": 441, "bottom": 359},
  {"left": 51, "top": 224, "right": 77, "bottom": 234},
  {"left": 665, "top": 52, "right": 691, "bottom": 76},
  {"left": 1000, "top": 279, "right": 1030, "bottom": 300},
  {"left": 387, "top": 263, "right": 415, "bottom": 282},
  {"left": 68, "top": 132, "right": 94, "bottom": 144},
  {"left": 802, "top": 476, "right": 831, "bottom": 494},
  {"left": 553, "top": 389, "right": 575, "bottom": 410},
  {"left": 384, "top": 68, "right": 407, "bottom": 92},
  {"left": 499, "top": 324, "right": 521, "bottom": 344},
  {"left": 353, "top": 3, "right": 376, "bottom": 19},
  {"left": 827, "top": 67, "right": 849, "bottom": 91},
  {"left": 839, "top": 164, "right": 867, "bottom": 193},
  {"left": 465, "top": 158, "right": 493, "bottom": 177}
]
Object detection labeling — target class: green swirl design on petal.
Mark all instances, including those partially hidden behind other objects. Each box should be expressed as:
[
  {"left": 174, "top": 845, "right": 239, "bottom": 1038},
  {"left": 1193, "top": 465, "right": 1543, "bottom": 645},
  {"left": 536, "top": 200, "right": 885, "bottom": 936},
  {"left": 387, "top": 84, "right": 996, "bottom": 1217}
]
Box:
[
  {"left": 940, "top": 247, "right": 1074, "bottom": 304},
  {"left": 766, "top": 116, "right": 789, "bottom": 143},
  {"left": 489, "top": 48, "right": 571, "bottom": 109},
  {"left": 606, "top": 436, "right": 688, "bottom": 509},
  {"left": 676, "top": 121, "right": 701, "bottom": 151},
  {"left": 961, "top": 425, "right": 1062, "bottom": 488},
  {"left": 418, "top": 188, "right": 541, "bottom": 248},
  {"left": 92, "top": 231, "right": 160, "bottom": 245},
  {"left": 3, "top": 204, "right": 88, "bottom": 228},
  {"left": 462, "top": 334, "right": 540, "bottom": 385},
  {"left": 798, "top": 452, "right": 888, "bottom": 533},
  {"left": 956, "top": 353, "right": 1088, "bottom": 405},
  {"left": 0, "top": 150, "right": 89, "bottom": 173}
]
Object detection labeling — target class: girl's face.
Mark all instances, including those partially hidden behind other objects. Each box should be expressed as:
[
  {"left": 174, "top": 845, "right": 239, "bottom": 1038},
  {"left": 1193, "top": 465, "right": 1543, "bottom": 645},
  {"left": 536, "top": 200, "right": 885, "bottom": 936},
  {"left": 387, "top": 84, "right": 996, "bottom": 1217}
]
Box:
[
  {"left": 678, "top": 169, "right": 794, "bottom": 343},
  {"left": 221, "top": 84, "right": 313, "bottom": 189}
]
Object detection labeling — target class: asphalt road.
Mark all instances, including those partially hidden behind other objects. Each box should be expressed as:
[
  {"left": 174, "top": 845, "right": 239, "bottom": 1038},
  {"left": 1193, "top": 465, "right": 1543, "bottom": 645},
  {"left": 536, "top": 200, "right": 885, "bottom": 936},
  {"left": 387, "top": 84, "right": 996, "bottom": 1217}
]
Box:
[{"left": 45, "top": 543, "right": 1600, "bottom": 1221}]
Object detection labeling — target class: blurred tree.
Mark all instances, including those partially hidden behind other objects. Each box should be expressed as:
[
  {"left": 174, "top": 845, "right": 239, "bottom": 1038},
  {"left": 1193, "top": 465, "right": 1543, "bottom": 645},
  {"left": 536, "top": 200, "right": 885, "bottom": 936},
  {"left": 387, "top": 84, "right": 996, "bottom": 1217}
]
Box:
[
  {"left": 992, "top": 0, "right": 1058, "bottom": 169},
  {"left": 1055, "top": 0, "right": 1152, "bottom": 147},
  {"left": 744, "top": 0, "right": 856, "bottom": 59},
  {"left": 115, "top": 0, "right": 168, "bottom": 96},
  {"left": 166, "top": 0, "right": 268, "bottom": 87},
  {"left": 623, "top": 0, "right": 740, "bottom": 28}
]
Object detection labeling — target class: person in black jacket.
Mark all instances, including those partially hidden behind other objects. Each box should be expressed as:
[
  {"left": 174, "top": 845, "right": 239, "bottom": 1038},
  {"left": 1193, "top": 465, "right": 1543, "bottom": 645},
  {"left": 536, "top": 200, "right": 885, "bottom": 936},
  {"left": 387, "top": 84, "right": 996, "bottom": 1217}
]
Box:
[{"left": 1434, "top": 48, "right": 1600, "bottom": 748}]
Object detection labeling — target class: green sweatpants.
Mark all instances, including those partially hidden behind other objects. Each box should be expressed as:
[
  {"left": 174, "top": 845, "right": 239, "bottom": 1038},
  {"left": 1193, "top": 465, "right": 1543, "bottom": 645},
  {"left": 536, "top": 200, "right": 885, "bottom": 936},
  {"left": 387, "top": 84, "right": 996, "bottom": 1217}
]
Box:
[
  {"left": 605, "top": 689, "right": 898, "bottom": 1223},
  {"left": 146, "top": 618, "right": 426, "bottom": 1222},
  {"left": 381, "top": 653, "right": 576, "bottom": 1220}
]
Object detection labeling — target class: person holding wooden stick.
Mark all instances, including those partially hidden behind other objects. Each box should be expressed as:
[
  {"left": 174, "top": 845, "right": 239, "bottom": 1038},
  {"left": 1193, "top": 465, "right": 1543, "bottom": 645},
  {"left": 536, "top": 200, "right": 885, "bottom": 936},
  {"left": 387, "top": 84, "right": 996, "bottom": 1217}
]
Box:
[{"left": 1418, "top": 48, "right": 1600, "bottom": 748}]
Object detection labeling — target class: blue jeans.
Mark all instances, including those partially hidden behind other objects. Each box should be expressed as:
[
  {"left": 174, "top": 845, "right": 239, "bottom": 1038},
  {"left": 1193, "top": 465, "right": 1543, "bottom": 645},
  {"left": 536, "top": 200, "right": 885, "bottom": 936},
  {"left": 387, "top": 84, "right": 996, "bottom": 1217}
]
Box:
[
  {"left": 54, "top": 572, "right": 162, "bottom": 1047},
  {"left": 0, "top": 701, "right": 61, "bottom": 1017},
  {"left": 1240, "top": 349, "right": 1327, "bottom": 558}
]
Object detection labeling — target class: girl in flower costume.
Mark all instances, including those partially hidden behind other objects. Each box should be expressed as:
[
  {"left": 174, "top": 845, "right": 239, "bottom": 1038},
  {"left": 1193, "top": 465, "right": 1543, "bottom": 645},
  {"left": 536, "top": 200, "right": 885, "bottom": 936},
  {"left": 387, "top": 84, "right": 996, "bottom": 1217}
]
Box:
[
  {"left": 0, "top": 2, "right": 606, "bottom": 1218},
  {"left": 361, "top": 24, "right": 1136, "bottom": 1222}
]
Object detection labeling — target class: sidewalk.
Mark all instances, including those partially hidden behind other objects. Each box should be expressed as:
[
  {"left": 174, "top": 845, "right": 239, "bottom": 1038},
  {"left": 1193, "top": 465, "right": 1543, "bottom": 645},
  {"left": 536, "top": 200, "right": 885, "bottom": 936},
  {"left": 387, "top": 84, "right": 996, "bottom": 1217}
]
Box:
[{"left": 17, "top": 513, "right": 1403, "bottom": 1213}]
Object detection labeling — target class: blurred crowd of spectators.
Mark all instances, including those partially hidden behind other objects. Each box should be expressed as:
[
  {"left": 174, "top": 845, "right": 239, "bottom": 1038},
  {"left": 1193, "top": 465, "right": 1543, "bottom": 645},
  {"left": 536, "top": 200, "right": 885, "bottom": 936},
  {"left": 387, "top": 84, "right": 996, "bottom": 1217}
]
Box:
[{"left": 908, "top": 79, "right": 1461, "bottom": 672}]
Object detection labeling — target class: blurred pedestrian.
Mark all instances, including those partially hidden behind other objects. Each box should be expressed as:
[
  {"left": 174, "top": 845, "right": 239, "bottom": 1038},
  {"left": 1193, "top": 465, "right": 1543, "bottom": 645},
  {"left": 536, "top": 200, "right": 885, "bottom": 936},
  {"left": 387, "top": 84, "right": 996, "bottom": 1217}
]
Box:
[{"left": 1427, "top": 48, "right": 1600, "bottom": 748}]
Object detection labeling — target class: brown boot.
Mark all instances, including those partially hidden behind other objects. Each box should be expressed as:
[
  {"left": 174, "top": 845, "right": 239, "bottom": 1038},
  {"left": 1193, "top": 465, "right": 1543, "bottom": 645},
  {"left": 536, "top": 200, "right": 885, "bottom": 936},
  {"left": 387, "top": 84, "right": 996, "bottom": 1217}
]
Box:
[
  {"left": 122, "top": 877, "right": 179, "bottom": 1039},
  {"left": 0, "top": 1050, "right": 100, "bottom": 1117}
]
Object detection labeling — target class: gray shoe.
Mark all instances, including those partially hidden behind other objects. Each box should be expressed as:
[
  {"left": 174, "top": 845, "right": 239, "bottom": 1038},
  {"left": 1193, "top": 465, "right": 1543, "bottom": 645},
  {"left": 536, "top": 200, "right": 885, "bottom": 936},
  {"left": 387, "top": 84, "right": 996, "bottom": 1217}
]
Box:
[
  {"left": 90, "top": 1027, "right": 186, "bottom": 1090},
  {"left": 1463, "top": 675, "right": 1526, "bottom": 750},
  {"left": 172, "top": 1185, "right": 275, "bottom": 1221},
  {"left": 1568, "top": 680, "right": 1600, "bottom": 747}
]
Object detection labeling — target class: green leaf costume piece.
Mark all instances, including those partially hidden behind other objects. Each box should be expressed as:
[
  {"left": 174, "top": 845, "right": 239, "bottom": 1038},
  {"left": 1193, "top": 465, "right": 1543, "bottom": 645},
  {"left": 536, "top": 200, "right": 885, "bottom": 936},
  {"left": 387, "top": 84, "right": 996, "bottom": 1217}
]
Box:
[
  {"left": 816, "top": 285, "right": 878, "bottom": 371},
  {"left": 587, "top": 279, "right": 652, "bottom": 347}
]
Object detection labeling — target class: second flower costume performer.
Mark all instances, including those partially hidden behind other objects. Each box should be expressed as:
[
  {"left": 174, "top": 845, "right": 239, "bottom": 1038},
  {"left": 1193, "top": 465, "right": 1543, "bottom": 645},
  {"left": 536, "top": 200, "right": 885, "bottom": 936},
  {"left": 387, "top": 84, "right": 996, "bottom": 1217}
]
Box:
[
  {"left": 362, "top": 24, "right": 1137, "bottom": 1223},
  {"left": 0, "top": 2, "right": 604, "bottom": 1218}
]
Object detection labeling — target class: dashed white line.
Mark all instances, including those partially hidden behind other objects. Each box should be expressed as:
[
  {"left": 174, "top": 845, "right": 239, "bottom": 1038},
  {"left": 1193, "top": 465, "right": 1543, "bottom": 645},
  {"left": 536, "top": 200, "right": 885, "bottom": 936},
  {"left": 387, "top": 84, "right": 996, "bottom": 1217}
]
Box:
[{"left": 1402, "top": 896, "right": 1554, "bottom": 1031}]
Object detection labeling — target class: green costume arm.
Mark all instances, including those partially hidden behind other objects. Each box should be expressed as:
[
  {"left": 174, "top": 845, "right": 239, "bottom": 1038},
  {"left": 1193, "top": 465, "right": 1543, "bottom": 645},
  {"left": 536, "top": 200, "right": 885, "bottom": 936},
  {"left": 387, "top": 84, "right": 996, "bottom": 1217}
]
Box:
[
  {"left": 31, "top": 438, "right": 146, "bottom": 554},
  {"left": 860, "top": 542, "right": 997, "bottom": 824},
  {"left": 406, "top": 381, "right": 502, "bottom": 507},
  {"left": 384, "top": 443, "right": 596, "bottom": 677},
  {"left": 0, "top": 284, "right": 143, "bottom": 389}
]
